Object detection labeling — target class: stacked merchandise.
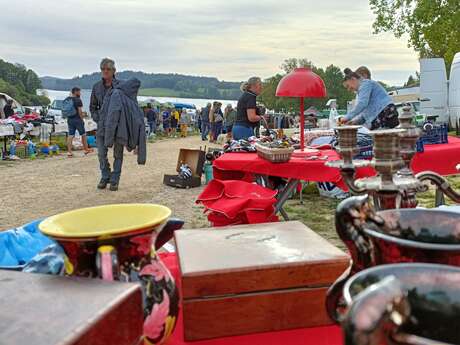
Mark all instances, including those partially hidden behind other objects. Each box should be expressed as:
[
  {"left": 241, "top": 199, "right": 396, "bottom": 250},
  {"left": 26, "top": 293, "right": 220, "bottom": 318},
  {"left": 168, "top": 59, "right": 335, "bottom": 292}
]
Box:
[{"left": 197, "top": 179, "right": 279, "bottom": 226}]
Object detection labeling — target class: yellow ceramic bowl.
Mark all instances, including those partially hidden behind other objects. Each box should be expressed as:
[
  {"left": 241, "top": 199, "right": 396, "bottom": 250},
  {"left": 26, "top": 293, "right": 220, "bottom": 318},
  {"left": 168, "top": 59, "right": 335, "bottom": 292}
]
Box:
[{"left": 39, "top": 204, "right": 172, "bottom": 239}]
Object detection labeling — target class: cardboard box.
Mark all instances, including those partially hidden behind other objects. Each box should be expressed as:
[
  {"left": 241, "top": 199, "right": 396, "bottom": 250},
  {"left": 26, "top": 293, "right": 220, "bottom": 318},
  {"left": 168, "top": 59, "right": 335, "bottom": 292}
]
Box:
[
  {"left": 164, "top": 148, "right": 205, "bottom": 189},
  {"left": 175, "top": 221, "right": 349, "bottom": 341}
]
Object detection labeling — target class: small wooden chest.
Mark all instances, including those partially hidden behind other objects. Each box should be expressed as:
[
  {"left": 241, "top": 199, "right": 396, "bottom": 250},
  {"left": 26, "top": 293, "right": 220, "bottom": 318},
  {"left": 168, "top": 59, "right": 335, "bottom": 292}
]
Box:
[
  {"left": 175, "top": 221, "right": 349, "bottom": 341},
  {"left": 0, "top": 270, "right": 144, "bottom": 345}
]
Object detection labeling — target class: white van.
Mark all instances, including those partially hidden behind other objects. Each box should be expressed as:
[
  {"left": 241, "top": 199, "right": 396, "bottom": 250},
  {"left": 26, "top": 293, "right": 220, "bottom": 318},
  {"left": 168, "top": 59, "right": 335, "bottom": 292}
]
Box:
[
  {"left": 420, "top": 53, "right": 460, "bottom": 127},
  {"left": 449, "top": 53, "right": 460, "bottom": 128}
]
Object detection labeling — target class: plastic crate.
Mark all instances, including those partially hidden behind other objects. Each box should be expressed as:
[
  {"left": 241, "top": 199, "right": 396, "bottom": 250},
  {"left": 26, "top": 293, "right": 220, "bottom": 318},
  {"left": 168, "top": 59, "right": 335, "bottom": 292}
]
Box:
[
  {"left": 417, "top": 123, "right": 448, "bottom": 147},
  {"left": 416, "top": 140, "right": 424, "bottom": 153}
]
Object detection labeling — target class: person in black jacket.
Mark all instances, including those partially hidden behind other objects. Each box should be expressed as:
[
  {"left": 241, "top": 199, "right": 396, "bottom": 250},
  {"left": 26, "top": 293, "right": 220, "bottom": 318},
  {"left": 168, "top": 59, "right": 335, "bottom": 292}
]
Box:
[
  {"left": 233, "top": 77, "right": 263, "bottom": 140},
  {"left": 90, "top": 58, "right": 123, "bottom": 191},
  {"left": 3, "top": 100, "right": 14, "bottom": 118}
]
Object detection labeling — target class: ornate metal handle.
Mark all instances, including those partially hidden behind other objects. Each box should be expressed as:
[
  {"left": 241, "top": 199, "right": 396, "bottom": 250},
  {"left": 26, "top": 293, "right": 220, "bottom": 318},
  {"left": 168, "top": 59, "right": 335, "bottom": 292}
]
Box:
[
  {"left": 326, "top": 196, "right": 380, "bottom": 322},
  {"left": 343, "top": 276, "right": 410, "bottom": 345},
  {"left": 416, "top": 171, "right": 460, "bottom": 204}
]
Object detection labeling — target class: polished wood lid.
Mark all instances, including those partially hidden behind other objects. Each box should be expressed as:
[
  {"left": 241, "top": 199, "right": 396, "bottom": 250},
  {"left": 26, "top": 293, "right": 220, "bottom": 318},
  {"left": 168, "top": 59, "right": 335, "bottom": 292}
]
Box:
[{"left": 176, "top": 221, "right": 349, "bottom": 298}]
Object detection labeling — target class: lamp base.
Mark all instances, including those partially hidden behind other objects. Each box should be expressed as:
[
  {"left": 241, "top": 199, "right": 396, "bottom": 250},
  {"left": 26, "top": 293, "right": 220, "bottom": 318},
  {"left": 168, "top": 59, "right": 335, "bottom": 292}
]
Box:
[{"left": 292, "top": 149, "right": 320, "bottom": 158}]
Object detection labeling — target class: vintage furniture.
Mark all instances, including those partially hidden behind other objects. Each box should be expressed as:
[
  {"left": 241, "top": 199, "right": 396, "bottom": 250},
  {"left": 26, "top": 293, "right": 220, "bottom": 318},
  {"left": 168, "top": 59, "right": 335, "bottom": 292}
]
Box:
[
  {"left": 342, "top": 263, "right": 460, "bottom": 345},
  {"left": 0, "top": 269, "right": 143, "bottom": 345},
  {"left": 175, "top": 221, "right": 349, "bottom": 341}
]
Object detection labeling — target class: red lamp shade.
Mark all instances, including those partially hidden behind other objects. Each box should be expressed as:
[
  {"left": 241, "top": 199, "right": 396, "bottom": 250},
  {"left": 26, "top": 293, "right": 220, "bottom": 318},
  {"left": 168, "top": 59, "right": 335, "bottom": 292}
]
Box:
[
  {"left": 276, "top": 68, "right": 326, "bottom": 98},
  {"left": 275, "top": 68, "right": 327, "bottom": 153}
]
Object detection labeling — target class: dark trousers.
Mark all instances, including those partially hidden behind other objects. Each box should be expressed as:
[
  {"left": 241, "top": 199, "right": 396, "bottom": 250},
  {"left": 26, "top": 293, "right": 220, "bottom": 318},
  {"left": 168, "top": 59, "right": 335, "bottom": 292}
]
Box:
[
  {"left": 212, "top": 121, "right": 223, "bottom": 141},
  {"left": 97, "top": 138, "right": 124, "bottom": 183},
  {"left": 201, "top": 121, "right": 210, "bottom": 140}
]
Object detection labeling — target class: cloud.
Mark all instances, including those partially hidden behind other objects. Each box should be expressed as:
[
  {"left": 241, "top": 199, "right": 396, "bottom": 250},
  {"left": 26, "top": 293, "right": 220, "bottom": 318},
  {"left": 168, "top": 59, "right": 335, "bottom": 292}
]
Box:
[{"left": 0, "top": 0, "right": 419, "bottom": 85}]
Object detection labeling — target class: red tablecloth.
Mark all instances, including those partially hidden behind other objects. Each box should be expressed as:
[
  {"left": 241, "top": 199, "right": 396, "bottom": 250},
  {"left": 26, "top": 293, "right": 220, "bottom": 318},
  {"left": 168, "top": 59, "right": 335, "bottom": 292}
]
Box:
[
  {"left": 160, "top": 253, "right": 343, "bottom": 345},
  {"left": 213, "top": 137, "right": 460, "bottom": 189}
]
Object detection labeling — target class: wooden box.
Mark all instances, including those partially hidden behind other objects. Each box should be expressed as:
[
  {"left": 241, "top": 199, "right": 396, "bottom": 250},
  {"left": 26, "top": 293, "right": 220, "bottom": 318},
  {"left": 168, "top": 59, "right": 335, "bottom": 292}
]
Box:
[
  {"left": 0, "top": 270, "right": 144, "bottom": 345},
  {"left": 164, "top": 148, "right": 205, "bottom": 189},
  {"left": 175, "top": 221, "right": 349, "bottom": 341}
]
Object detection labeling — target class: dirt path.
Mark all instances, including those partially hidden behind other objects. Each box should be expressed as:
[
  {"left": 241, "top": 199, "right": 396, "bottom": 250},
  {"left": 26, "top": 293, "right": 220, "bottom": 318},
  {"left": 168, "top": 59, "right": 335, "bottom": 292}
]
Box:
[{"left": 0, "top": 136, "right": 211, "bottom": 231}]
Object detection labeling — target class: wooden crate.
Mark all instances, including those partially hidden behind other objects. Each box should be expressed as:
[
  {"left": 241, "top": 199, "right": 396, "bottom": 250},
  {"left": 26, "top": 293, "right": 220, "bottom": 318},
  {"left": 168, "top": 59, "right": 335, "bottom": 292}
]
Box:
[
  {"left": 0, "top": 270, "right": 144, "bottom": 345},
  {"left": 175, "top": 221, "right": 349, "bottom": 341}
]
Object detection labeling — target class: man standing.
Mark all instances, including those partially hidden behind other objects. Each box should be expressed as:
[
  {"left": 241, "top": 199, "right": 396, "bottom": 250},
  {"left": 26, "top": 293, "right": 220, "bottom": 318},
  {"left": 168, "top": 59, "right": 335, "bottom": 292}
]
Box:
[
  {"left": 200, "top": 103, "right": 211, "bottom": 141},
  {"left": 66, "top": 87, "right": 92, "bottom": 157},
  {"left": 146, "top": 103, "right": 157, "bottom": 136},
  {"left": 90, "top": 58, "right": 123, "bottom": 191}
]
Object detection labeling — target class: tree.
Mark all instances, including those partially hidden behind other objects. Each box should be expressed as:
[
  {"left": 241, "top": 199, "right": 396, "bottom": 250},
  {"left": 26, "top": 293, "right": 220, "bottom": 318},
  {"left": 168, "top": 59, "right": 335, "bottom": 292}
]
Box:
[
  {"left": 404, "top": 74, "right": 420, "bottom": 87},
  {"left": 0, "top": 58, "right": 49, "bottom": 106},
  {"left": 259, "top": 59, "right": 354, "bottom": 112},
  {"left": 370, "top": 0, "right": 460, "bottom": 70}
]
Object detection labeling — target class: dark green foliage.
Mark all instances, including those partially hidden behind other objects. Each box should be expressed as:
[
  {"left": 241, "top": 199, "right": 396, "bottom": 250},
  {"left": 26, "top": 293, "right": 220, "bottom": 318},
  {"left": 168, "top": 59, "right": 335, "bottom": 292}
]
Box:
[
  {"left": 0, "top": 59, "right": 49, "bottom": 105},
  {"left": 259, "top": 58, "right": 355, "bottom": 112},
  {"left": 370, "top": 0, "right": 460, "bottom": 71}
]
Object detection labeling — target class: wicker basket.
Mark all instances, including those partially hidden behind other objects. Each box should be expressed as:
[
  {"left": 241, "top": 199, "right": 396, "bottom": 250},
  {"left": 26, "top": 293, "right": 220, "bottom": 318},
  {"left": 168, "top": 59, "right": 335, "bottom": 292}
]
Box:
[{"left": 255, "top": 143, "right": 294, "bottom": 163}]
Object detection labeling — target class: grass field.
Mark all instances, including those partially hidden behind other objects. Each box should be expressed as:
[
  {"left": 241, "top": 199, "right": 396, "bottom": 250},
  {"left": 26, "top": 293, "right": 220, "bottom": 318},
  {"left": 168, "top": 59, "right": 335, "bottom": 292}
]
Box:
[
  {"left": 138, "top": 88, "right": 186, "bottom": 98},
  {"left": 284, "top": 176, "right": 460, "bottom": 250}
]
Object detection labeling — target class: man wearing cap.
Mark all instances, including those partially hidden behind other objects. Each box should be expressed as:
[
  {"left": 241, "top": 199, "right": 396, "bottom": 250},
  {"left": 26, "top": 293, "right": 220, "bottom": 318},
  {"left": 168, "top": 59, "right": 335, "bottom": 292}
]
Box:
[{"left": 90, "top": 58, "right": 124, "bottom": 191}]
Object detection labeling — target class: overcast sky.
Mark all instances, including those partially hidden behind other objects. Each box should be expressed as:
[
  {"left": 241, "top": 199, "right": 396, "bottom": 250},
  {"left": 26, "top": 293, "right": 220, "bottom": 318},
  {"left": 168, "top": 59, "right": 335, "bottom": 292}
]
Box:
[{"left": 0, "top": 0, "right": 419, "bottom": 85}]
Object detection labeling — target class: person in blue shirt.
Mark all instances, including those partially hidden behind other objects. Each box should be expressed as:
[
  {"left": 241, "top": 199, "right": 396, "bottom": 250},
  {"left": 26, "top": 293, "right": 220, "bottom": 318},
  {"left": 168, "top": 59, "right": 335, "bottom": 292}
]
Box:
[
  {"left": 162, "top": 109, "right": 171, "bottom": 136},
  {"left": 339, "top": 68, "right": 399, "bottom": 130}
]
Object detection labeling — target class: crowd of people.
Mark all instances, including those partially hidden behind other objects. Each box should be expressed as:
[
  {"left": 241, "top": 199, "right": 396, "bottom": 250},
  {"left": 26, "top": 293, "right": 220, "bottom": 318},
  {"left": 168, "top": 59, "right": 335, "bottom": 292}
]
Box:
[
  {"left": 11, "top": 56, "right": 396, "bottom": 194},
  {"left": 141, "top": 75, "right": 266, "bottom": 144},
  {"left": 144, "top": 106, "right": 193, "bottom": 138}
]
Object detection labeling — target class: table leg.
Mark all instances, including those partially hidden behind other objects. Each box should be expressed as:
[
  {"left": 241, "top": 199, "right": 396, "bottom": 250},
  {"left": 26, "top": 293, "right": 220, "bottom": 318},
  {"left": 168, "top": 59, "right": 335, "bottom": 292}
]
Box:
[{"left": 275, "top": 179, "right": 299, "bottom": 220}]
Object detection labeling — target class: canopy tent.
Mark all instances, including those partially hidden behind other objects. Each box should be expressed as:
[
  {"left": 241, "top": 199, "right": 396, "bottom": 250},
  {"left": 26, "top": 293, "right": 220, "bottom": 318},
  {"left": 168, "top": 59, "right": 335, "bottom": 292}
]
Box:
[
  {"left": 171, "top": 102, "right": 196, "bottom": 110},
  {"left": 138, "top": 99, "right": 162, "bottom": 108}
]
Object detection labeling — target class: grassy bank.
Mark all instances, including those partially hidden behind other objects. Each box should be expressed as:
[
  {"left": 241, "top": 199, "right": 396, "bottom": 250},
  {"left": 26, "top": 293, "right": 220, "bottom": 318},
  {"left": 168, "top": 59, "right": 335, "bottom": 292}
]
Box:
[{"left": 139, "top": 88, "right": 184, "bottom": 98}]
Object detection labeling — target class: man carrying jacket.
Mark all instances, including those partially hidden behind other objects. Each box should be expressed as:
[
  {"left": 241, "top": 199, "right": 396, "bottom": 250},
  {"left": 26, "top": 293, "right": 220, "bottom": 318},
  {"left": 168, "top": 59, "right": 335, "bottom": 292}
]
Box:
[{"left": 90, "top": 58, "right": 123, "bottom": 191}]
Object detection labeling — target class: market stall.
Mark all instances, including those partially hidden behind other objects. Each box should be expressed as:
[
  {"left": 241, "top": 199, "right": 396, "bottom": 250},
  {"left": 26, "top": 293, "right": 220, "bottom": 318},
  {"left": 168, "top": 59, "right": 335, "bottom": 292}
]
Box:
[{"left": 212, "top": 136, "right": 460, "bottom": 218}]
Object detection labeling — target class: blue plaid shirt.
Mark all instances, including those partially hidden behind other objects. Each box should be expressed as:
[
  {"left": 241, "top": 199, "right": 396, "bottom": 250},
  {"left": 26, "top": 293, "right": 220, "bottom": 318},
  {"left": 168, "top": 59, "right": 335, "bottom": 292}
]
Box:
[{"left": 345, "top": 79, "right": 392, "bottom": 127}]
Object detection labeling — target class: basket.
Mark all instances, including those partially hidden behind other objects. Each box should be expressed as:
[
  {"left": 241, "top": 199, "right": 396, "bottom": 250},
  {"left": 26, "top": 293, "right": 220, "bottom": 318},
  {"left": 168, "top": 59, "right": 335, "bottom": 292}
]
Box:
[{"left": 255, "top": 143, "right": 294, "bottom": 163}]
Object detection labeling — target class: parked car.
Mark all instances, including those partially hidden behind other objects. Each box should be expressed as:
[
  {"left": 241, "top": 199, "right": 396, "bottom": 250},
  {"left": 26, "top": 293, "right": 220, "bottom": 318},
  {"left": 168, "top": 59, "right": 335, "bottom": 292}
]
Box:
[{"left": 47, "top": 99, "right": 64, "bottom": 117}]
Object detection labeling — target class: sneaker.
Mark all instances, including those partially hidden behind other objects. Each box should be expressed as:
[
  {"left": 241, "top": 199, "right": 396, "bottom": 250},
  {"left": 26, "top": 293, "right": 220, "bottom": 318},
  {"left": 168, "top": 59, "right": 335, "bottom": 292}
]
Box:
[
  {"left": 109, "top": 182, "right": 119, "bottom": 191},
  {"left": 97, "top": 179, "right": 109, "bottom": 190}
]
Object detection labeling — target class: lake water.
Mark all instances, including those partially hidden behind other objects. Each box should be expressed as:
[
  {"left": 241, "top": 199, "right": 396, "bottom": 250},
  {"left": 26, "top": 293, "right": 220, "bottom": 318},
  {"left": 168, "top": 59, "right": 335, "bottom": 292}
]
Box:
[{"left": 40, "top": 89, "right": 238, "bottom": 113}]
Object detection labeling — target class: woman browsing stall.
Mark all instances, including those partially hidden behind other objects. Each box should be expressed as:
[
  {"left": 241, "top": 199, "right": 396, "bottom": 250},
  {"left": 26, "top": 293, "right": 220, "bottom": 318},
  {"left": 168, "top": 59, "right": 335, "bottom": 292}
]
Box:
[
  {"left": 233, "top": 77, "right": 264, "bottom": 140},
  {"left": 339, "top": 68, "right": 398, "bottom": 130}
]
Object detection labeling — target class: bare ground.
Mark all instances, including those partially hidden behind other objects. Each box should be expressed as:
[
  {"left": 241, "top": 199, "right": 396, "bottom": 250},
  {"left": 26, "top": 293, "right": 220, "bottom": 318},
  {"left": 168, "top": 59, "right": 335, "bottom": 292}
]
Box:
[{"left": 0, "top": 136, "right": 210, "bottom": 231}]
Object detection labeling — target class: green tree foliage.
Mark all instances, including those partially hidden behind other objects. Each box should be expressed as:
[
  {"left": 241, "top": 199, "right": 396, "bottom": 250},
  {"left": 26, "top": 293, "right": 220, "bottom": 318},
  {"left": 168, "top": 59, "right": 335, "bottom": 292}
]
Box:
[
  {"left": 370, "top": 0, "right": 460, "bottom": 70},
  {"left": 0, "top": 59, "right": 49, "bottom": 105},
  {"left": 259, "top": 58, "right": 355, "bottom": 112},
  {"left": 404, "top": 73, "right": 420, "bottom": 87}
]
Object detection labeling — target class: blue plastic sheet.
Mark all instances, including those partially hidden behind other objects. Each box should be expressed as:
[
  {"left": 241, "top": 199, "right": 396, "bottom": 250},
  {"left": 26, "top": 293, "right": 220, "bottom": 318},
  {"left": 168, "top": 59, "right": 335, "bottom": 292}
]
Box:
[
  {"left": 23, "top": 244, "right": 67, "bottom": 275},
  {"left": 0, "top": 219, "right": 55, "bottom": 269}
]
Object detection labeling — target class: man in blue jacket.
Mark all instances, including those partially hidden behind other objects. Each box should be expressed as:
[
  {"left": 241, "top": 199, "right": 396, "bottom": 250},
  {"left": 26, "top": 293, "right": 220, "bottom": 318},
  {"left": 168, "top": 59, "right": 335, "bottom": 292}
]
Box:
[{"left": 90, "top": 58, "right": 123, "bottom": 191}]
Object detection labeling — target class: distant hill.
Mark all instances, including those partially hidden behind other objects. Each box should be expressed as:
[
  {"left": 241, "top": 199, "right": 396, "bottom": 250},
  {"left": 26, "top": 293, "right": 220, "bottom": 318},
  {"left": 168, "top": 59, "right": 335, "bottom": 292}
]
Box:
[
  {"left": 40, "top": 71, "right": 243, "bottom": 100},
  {"left": 0, "top": 58, "right": 49, "bottom": 105}
]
